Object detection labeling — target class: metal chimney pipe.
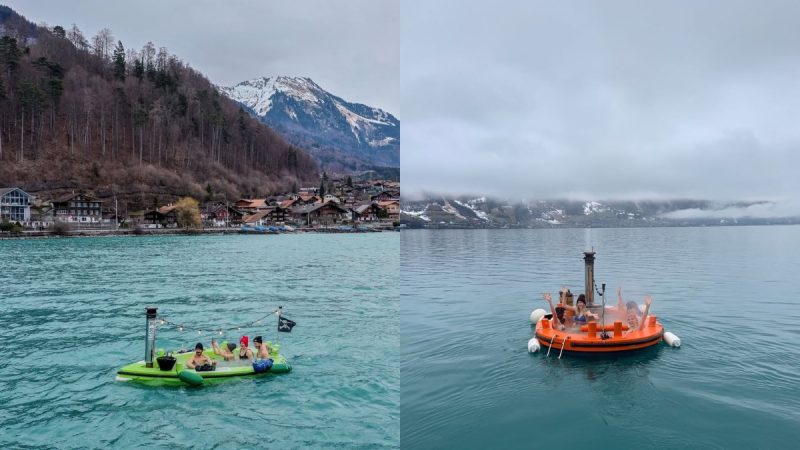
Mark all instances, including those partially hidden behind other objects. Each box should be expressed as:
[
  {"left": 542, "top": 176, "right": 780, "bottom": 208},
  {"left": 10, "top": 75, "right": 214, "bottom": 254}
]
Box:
[
  {"left": 583, "top": 251, "right": 596, "bottom": 305},
  {"left": 145, "top": 307, "right": 158, "bottom": 368}
]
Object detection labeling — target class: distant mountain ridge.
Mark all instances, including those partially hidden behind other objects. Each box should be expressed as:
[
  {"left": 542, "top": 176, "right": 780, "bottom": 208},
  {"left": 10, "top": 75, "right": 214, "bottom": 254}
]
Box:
[
  {"left": 220, "top": 76, "right": 399, "bottom": 171},
  {"left": 401, "top": 196, "right": 799, "bottom": 228}
]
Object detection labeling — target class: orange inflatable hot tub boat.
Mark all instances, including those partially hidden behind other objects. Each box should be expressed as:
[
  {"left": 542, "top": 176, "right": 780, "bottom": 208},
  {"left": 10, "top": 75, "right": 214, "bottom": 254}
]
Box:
[
  {"left": 527, "top": 251, "right": 680, "bottom": 357},
  {"left": 534, "top": 314, "right": 664, "bottom": 356}
]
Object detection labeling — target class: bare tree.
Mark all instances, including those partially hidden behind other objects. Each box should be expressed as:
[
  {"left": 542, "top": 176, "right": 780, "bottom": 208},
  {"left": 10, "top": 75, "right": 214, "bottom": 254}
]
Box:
[
  {"left": 67, "top": 24, "right": 88, "bottom": 51},
  {"left": 142, "top": 41, "right": 156, "bottom": 72}
]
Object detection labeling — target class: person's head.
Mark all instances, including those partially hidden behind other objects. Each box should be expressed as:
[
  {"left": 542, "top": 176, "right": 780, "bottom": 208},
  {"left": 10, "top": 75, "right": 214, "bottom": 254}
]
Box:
[
  {"left": 226, "top": 342, "right": 237, "bottom": 352},
  {"left": 240, "top": 335, "right": 249, "bottom": 348},
  {"left": 253, "top": 336, "right": 263, "bottom": 348},
  {"left": 194, "top": 342, "right": 204, "bottom": 355},
  {"left": 576, "top": 295, "right": 587, "bottom": 310}
]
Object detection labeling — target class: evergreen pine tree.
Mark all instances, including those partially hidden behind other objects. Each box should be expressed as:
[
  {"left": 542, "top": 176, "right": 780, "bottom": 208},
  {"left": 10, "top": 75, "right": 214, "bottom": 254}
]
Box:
[
  {"left": 52, "top": 25, "right": 66, "bottom": 39},
  {"left": 133, "top": 58, "right": 144, "bottom": 80},
  {"left": 112, "top": 40, "right": 125, "bottom": 80}
]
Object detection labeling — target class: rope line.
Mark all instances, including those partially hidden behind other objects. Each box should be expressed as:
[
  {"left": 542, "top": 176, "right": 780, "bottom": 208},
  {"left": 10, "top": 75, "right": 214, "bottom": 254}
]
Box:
[{"left": 157, "top": 309, "right": 281, "bottom": 335}]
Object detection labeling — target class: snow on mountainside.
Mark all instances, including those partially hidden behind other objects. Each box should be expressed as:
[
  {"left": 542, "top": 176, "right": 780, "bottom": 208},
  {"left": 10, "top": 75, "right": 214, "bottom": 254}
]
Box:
[
  {"left": 400, "top": 197, "right": 791, "bottom": 228},
  {"left": 219, "top": 76, "right": 399, "bottom": 171}
]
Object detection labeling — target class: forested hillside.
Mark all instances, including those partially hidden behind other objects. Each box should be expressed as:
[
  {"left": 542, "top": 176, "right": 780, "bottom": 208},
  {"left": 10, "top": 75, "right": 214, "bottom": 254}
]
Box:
[{"left": 0, "top": 6, "right": 317, "bottom": 205}]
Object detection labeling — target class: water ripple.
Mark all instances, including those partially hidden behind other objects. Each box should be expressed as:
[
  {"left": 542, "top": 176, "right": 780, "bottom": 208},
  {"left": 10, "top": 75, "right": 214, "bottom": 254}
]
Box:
[
  {"left": 0, "top": 233, "right": 399, "bottom": 448},
  {"left": 402, "top": 226, "right": 800, "bottom": 449}
]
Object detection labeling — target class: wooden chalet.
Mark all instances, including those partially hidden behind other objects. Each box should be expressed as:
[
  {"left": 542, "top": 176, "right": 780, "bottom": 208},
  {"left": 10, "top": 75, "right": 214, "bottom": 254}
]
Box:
[
  {"left": 50, "top": 192, "right": 103, "bottom": 224},
  {"left": 202, "top": 203, "right": 243, "bottom": 227},
  {"left": 292, "top": 201, "right": 350, "bottom": 226}
]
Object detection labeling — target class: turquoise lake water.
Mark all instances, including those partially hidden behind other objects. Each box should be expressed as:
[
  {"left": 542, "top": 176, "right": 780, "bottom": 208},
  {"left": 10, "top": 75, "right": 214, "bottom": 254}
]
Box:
[
  {"left": 0, "top": 233, "right": 399, "bottom": 449},
  {"left": 401, "top": 227, "right": 800, "bottom": 449}
]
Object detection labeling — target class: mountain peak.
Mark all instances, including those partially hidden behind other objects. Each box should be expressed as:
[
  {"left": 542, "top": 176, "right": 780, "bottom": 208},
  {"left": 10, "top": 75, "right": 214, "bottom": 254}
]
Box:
[
  {"left": 221, "top": 76, "right": 323, "bottom": 116},
  {"left": 220, "top": 76, "right": 399, "bottom": 171}
]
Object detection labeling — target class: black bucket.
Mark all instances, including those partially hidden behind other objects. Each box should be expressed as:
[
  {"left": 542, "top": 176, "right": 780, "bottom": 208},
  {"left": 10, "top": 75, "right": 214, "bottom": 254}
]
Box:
[{"left": 156, "top": 356, "right": 177, "bottom": 371}]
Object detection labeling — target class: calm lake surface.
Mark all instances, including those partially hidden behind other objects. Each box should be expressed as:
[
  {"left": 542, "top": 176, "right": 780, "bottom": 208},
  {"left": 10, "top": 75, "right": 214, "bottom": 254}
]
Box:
[
  {"left": 0, "top": 233, "right": 399, "bottom": 449},
  {"left": 401, "top": 226, "right": 800, "bottom": 449}
]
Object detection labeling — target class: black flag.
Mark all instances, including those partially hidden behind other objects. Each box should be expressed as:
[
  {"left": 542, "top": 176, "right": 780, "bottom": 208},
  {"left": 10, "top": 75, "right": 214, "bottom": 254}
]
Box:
[{"left": 278, "top": 316, "right": 296, "bottom": 333}]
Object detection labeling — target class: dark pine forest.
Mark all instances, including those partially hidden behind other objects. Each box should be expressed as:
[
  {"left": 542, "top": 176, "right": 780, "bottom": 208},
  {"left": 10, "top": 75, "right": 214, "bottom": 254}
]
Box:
[{"left": 0, "top": 6, "right": 318, "bottom": 206}]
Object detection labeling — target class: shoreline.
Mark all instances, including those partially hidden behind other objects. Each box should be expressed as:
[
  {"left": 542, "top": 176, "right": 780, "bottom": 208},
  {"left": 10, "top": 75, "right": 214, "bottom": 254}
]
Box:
[{"left": 0, "top": 226, "right": 398, "bottom": 239}]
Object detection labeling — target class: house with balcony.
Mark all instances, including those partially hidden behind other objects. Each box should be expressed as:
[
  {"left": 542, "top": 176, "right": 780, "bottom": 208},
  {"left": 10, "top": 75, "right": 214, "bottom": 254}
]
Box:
[
  {"left": 50, "top": 192, "right": 103, "bottom": 224},
  {"left": 202, "top": 203, "right": 243, "bottom": 227}
]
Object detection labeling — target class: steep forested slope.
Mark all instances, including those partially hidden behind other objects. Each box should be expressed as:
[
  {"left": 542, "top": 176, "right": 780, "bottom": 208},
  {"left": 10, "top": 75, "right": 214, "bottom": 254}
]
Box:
[{"left": 0, "top": 6, "right": 317, "bottom": 205}]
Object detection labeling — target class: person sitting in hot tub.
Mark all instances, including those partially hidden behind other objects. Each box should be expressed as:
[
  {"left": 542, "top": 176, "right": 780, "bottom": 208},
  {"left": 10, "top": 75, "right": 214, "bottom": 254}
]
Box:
[
  {"left": 186, "top": 342, "right": 217, "bottom": 370},
  {"left": 211, "top": 338, "right": 238, "bottom": 361},
  {"left": 615, "top": 287, "right": 653, "bottom": 331},
  {"left": 253, "top": 336, "right": 272, "bottom": 359},
  {"left": 542, "top": 289, "right": 597, "bottom": 328},
  {"left": 238, "top": 335, "right": 255, "bottom": 360},
  {"left": 564, "top": 294, "right": 598, "bottom": 324}
]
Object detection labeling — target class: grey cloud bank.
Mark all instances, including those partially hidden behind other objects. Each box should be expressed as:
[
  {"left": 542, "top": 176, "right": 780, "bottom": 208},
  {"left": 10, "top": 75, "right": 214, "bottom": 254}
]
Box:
[
  {"left": 6, "top": 0, "right": 399, "bottom": 113},
  {"left": 402, "top": 0, "right": 800, "bottom": 215}
]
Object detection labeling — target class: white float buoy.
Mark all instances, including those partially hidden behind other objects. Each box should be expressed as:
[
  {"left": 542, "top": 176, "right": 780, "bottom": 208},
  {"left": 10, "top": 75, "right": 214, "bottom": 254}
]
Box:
[
  {"left": 530, "top": 308, "right": 547, "bottom": 323},
  {"left": 663, "top": 331, "right": 681, "bottom": 348},
  {"left": 528, "top": 338, "right": 540, "bottom": 353}
]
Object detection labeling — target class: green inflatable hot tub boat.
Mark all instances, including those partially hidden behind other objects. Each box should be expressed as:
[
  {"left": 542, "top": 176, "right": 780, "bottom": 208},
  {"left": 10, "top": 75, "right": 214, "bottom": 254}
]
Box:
[{"left": 116, "top": 342, "right": 291, "bottom": 386}]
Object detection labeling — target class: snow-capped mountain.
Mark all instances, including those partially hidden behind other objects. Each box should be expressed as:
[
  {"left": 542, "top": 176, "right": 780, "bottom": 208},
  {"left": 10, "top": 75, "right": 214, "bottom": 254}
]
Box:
[
  {"left": 400, "top": 197, "right": 788, "bottom": 228},
  {"left": 219, "top": 76, "right": 399, "bottom": 170}
]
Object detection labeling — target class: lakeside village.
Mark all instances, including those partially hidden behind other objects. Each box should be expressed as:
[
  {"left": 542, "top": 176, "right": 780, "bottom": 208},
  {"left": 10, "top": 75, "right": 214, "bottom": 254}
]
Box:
[{"left": 0, "top": 177, "right": 400, "bottom": 237}]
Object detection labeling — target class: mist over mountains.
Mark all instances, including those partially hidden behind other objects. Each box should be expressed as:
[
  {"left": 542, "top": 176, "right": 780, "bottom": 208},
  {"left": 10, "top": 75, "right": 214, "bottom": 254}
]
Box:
[
  {"left": 220, "top": 76, "right": 399, "bottom": 172},
  {"left": 401, "top": 195, "right": 800, "bottom": 229}
]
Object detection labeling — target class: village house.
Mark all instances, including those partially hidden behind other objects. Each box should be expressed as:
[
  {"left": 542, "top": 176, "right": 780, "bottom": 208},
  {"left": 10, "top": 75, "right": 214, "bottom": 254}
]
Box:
[
  {"left": 291, "top": 201, "right": 350, "bottom": 227},
  {"left": 242, "top": 205, "right": 290, "bottom": 226},
  {"left": 352, "top": 203, "right": 382, "bottom": 222},
  {"left": 323, "top": 194, "right": 341, "bottom": 204},
  {"left": 297, "top": 193, "right": 321, "bottom": 205},
  {"left": 234, "top": 198, "right": 268, "bottom": 213},
  {"left": 202, "top": 203, "right": 243, "bottom": 227},
  {"left": 0, "top": 187, "right": 33, "bottom": 224},
  {"left": 51, "top": 192, "right": 103, "bottom": 224},
  {"left": 266, "top": 205, "right": 290, "bottom": 223},
  {"left": 371, "top": 190, "right": 400, "bottom": 202},
  {"left": 243, "top": 210, "right": 270, "bottom": 226},
  {"left": 377, "top": 200, "right": 400, "bottom": 221},
  {"left": 142, "top": 204, "right": 178, "bottom": 228},
  {"left": 279, "top": 198, "right": 299, "bottom": 209},
  {"left": 29, "top": 205, "right": 55, "bottom": 229}
]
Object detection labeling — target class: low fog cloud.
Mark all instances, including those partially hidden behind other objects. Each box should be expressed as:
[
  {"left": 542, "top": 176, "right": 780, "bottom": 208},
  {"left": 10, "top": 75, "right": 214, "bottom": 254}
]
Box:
[
  {"left": 661, "top": 199, "right": 800, "bottom": 219},
  {"left": 402, "top": 0, "right": 800, "bottom": 215}
]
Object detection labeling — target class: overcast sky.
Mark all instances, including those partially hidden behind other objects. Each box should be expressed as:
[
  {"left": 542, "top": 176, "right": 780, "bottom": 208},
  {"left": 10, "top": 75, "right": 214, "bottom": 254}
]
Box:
[
  {"left": 402, "top": 0, "right": 800, "bottom": 214},
  {"left": 6, "top": 0, "right": 399, "bottom": 113}
]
